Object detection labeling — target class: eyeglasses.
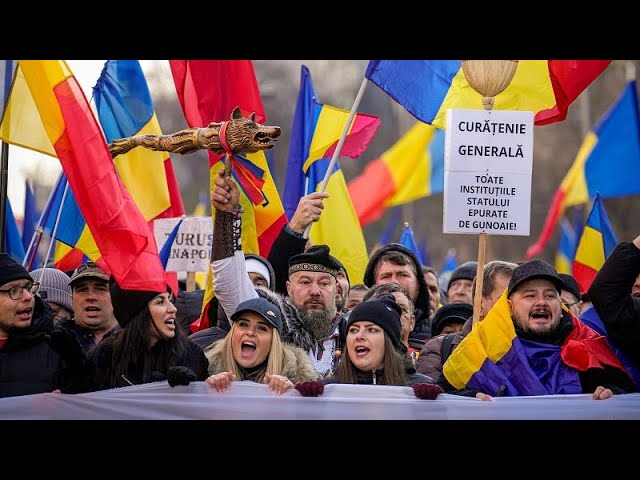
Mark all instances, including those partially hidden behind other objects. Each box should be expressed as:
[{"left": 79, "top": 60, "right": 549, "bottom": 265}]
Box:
[
  {"left": 0, "top": 282, "right": 40, "bottom": 300},
  {"left": 563, "top": 300, "right": 581, "bottom": 307}
]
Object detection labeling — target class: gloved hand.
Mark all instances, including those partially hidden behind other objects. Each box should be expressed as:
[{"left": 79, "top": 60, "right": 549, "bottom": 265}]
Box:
[
  {"left": 166, "top": 366, "right": 197, "bottom": 387},
  {"left": 295, "top": 380, "right": 325, "bottom": 397},
  {"left": 413, "top": 383, "right": 444, "bottom": 400},
  {"left": 47, "top": 328, "right": 85, "bottom": 366}
]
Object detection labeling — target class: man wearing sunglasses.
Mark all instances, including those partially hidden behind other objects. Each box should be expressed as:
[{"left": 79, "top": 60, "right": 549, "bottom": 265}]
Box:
[{"left": 0, "top": 253, "right": 70, "bottom": 397}]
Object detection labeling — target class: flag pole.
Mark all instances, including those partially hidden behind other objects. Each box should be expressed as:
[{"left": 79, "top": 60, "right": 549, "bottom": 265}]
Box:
[
  {"left": 459, "top": 60, "right": 519, "bottom": 326},
  {"left": 303, "top": 75, "right": 369, "bottom": 239},
  {"left": 0, "top": 141, "right": 8, "bottom": 252},
  {"left": 23, "top": 176, "right": 63, "bottom": 268},
  {"left": 42, "top": 181, "right": 71, "bottom": 268}
]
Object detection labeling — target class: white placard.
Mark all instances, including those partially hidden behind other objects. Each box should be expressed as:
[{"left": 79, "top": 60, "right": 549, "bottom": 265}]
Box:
[
  {"left": 443, "top": 171, "right": 531, "bottom": 235},
  {"left": 443, "top": 109, "right": 534, "bottom": 236},
  {"left": 154, "top": 217, "right": 213, "bottom": 272},
  {"left": 446, "top": 109, "right": 534, "bottom": 174}
]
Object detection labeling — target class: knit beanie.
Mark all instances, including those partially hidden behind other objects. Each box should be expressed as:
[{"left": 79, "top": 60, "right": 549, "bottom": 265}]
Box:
[
  {"left": 431, "top": 302, "right": 473, "bottom": 336},
  {"left": 346, "top": 295, "right": 402, "bottom": 348},
  {"left": 245, "top": 257, "right": 272, "bottom": 289},
  {"left": 0, "top": 253, "right": 32, "bottom": 287},
  {"left": 447, "top": 261, "right": 478, "bottom": 292},
  {"left": 30, "top": 268, "right": 73, "bottom": 312},
  {"left": 110, "top": 282, "right": 170, "bottom": 328}
]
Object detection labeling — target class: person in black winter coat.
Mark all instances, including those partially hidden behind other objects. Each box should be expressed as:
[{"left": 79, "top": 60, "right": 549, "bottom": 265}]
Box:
[
  {"left": 85, "top": 282, "right": 208, "bottom": 391},
  {"left": 589, "top": 233, "right": 640, "bottom": 370},
  {"left": 0, "top": 253, "right": 73, "bottom": 397}
]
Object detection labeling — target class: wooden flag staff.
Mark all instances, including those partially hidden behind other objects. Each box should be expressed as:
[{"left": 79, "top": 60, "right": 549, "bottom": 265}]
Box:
[{"left": 460, "top": 60, "right": 519, "bottom": 325}]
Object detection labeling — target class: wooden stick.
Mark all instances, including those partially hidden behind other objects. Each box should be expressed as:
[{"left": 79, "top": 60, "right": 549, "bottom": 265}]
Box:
[
  {"left": 472, "top": 232, "right": 487, "bottom": 325},
  {"left": 186, "top": 272, "right": 196, "bottom": 292}
]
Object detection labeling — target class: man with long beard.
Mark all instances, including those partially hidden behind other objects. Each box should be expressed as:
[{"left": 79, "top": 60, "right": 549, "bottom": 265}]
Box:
[{"left": 283, "top": 246, "right": 343, "bottom": 378}]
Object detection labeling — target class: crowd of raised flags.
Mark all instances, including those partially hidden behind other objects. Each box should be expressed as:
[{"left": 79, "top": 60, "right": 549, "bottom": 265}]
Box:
[{"left": 1, "top": 60, "right": 637, "bottom": 302}]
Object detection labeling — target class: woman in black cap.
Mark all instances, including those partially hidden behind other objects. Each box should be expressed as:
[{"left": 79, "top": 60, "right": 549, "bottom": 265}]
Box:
[
  {"left": 205, "top": 297, "right": 318, "bottom": 395},
  {"left": 295, "top": 296, "right": 444, "bottom": 399},
  {"left": 85, "top": 283, "right": 209, "bottom": 391}
]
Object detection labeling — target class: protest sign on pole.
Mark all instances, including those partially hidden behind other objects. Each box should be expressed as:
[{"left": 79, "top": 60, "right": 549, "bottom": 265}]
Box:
[
  {"left": 443, "top": 108, "right": 534, "bottom": 236},
  {"left": 154, "top": 217, "right": 213, "bottom": 274}
]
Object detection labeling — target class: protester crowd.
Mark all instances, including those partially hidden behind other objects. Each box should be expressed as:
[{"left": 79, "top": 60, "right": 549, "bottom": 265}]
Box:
[{"left": 1, "top": 170, "right": 639, "bottom": 408}]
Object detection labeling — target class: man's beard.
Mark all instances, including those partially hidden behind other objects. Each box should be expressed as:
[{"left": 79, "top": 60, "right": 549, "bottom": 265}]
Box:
[
  {"left": 298, "top": 304, "right": 338, "bottom": 341},
  {"left": 512, "top": 312, "right": 563, "bottom": 344}
]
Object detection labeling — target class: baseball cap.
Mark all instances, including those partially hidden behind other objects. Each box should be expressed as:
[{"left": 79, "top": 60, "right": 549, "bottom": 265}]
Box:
[
  {"left": 68, "top": 261, "right": 109, "bottom": 287},
  {"left": 231, "top": 297, "right": 282, "bottom": 334}
]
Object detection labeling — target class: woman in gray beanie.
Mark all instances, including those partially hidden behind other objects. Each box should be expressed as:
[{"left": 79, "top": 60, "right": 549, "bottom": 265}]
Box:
[
  {"left": 85, "top": 282, "right": 209, "bottom": 391},
  {"left": 30, "top": 268, "right": 73, "bottom": 325}
]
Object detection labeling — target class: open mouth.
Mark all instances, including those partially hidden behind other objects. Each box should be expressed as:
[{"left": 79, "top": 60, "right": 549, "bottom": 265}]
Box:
[
  {"left": 255, "top": 130, "right": 280, "bottom": 148},
  {"left": 16, "top": 307, "right": 33, "bottom": 319},
  {"left": 530, "top": 310, "right": 551, "bottom": 320},
  {"left": 354, "top": 346, "right": 370, "bottom": 356},
  {"left": 241, "top": 341, "right": 256, "bottom": 353}
]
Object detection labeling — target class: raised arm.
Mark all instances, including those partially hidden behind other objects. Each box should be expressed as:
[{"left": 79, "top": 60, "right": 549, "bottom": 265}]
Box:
[
  {"left": 210, "top": 169, "right": 258, "bottom": 319},
  {"left": 588, "top": 234, "right": 640, "bottom": 369},
  {"left": 268, "top": 192, "right": 329, "bottom": 294}
]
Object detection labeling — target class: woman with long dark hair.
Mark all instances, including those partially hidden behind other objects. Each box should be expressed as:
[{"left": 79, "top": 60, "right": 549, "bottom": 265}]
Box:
[
  {"left": 295, "top": 296, "right": 444, "bottom": 399},
  {"left": 87, "top": 283, "right": 208, "bottom": 390}
]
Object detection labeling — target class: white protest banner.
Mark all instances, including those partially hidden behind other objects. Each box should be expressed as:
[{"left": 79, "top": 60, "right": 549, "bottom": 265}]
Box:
[
  {"left": 443, "top": 109, "right": 534, "bottom": 235},
  {"left": 154, "top": 217, "right": 213, "bottom": 272}
]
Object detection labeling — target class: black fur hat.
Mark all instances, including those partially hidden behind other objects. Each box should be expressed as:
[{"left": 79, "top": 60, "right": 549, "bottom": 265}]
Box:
[{"left": 288, "top": 245, "right": 341, "bottom": 278}]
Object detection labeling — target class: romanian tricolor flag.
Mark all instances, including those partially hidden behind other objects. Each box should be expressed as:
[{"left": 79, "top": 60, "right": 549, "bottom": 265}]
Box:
[
  {"left": 169, "top": 60, "right": 287, "bottom": 329},
  {"left": 94, "top": 60, "right": 184, "bottom": 220},
  {"left": 572, "top": 194, "right": 618, "bottom": 295},
  {"left": 169, "top": 60, "right": 286, "bottom": 258},
  {"left": 284, "top": 65, "right": 380, "bottom": 284},
  {"left": 41, "top": 173, "right": 102, "bottom": 271},
  {"left": 348, "top": 122, "right": 444, "bottom": 226},
  {"left": 555, "top": 218, "right": 578, "bottom": 275},
  {"left": 443, "top": 289, "right": 626, "bottom": 396},
  {"left": 527, "top": 80, "right": 640, "bottom": 258},
  {"left": 40, "top": 60, "right": 185, "bottom": 273},
  {"left": 0, "top": 60, "right": 166, "bottom": 291},
  {"left": 366, "top": 60, "right": 610, "bottom": 129}
]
